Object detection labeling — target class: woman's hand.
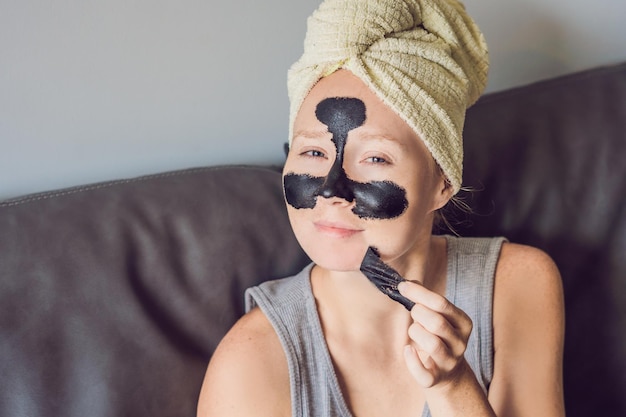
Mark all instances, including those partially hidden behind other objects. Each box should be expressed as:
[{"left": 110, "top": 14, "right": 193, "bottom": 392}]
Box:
[{"left": 398, "top": 280, "right": 473, "bottom": 389}]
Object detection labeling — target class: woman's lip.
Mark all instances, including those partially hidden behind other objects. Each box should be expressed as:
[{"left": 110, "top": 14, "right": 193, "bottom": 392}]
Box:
[{"left": 314, "top": 221, "right": 363, "bottom": 238}]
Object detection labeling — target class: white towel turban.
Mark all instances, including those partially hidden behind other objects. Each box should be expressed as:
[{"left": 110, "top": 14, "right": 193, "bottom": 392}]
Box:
[{"left": 287, "top": 0, "right": 489, "bottom": 193}]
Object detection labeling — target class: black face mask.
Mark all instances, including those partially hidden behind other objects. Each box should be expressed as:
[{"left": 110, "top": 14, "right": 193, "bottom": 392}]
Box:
[{"left": 283, "top": 97, "right": 408, "bottom": 220}]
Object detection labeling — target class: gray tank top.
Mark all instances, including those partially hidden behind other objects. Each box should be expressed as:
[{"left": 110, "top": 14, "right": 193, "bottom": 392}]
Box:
[{"left": 245, "top": 236, "right": 506, "bottom": 417}]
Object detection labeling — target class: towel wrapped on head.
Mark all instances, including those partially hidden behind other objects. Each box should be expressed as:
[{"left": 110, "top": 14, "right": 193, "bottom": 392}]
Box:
[{"left": 287, "top": 0, "right": 489, "bottom": 193}]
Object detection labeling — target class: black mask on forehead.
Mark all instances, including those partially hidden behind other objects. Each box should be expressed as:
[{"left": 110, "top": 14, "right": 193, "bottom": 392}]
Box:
[{"left": 283, "top": 97, "right": 408, "bottom": 220}]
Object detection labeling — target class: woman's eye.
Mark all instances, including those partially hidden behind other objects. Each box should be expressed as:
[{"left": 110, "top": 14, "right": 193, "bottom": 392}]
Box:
[
  {"left": 302, "top": 149, "right": 326, "bottom": 158},
  {"left": 365, "top": 156, "right": 388, "bottom": 164}
]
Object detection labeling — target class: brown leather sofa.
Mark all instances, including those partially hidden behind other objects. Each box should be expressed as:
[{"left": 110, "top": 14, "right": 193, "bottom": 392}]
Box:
[{"left": 1, "top": 62, "right": 625, "bottom": 417}]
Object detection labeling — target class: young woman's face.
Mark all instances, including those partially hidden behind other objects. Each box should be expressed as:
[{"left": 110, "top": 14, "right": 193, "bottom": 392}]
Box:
[{"left": 283, "top": 70, "right": 450, "bottom": 272}]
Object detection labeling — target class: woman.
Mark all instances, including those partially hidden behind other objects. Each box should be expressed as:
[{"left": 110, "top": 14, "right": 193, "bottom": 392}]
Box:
[{"left": 198, "top": 0, "right": 565, "bottom": 416}]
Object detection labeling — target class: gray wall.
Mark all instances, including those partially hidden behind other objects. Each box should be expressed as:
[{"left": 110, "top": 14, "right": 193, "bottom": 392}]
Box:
[{"left": 2, "top": 0, "right": 625, "bottom": 199}]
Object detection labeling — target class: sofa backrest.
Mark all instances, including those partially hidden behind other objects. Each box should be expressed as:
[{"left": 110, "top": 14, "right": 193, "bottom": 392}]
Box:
[{"left": 1, "top": 62, "right": 625, "bottom": 417}]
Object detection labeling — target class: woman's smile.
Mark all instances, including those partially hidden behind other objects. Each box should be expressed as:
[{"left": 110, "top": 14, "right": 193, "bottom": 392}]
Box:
[{"left": 313, "top": 220, "right": 364, "bottom": 238}]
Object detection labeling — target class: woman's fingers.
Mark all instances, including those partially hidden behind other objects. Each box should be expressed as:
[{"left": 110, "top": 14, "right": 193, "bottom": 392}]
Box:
[
  {"left": 407, "top": 320, "right": 458, "bottom": 372},
  {"left": 399, "top": 280, "right": 474, "bottom": 387},
  {"left": 399, "top": 281, "right": 472, "bottom": 339},
  {"left": 410, "top": 303, "right": 469, "bottom": 358},
  {"left": 403, "top": 345, "right": 437, "bottom": 388}
]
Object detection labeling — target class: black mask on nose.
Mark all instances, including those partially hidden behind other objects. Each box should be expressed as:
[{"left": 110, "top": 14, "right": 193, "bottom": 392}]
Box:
[{"left": 283, "top": 97, "right": 408, "bottom": 220}]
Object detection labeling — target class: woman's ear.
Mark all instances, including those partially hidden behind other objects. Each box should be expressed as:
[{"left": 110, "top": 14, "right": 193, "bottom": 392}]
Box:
[
  {"left": 283, "top": 142, "right": 290, "bottom": 158},
  {"left": 430, "top": 175, "right": 454, "bottom": 212}
]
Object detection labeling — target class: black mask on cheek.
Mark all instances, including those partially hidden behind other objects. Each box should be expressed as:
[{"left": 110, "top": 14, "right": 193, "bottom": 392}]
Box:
[{"left": 284, "top": 97, "right": 408, "bottom": 220}]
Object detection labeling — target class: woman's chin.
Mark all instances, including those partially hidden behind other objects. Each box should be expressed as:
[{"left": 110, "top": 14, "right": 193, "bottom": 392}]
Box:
[{"left": 304, "top": 245, "right": 367, "bottom": 272}]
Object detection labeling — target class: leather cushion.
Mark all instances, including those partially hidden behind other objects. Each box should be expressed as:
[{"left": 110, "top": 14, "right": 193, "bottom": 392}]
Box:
[{"left": 0, "top": 166, "right": 309, "bottom": 417}]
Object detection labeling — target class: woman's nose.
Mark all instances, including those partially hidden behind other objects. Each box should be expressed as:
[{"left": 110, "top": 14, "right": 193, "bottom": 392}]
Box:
[{"left": 315, "top": 160, "right": 355, "bottom": 203}]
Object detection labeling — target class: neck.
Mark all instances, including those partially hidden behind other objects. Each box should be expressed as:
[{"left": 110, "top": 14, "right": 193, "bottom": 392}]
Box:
[{"left": 311, "top": 235, "right": 448, "bottom": 346}]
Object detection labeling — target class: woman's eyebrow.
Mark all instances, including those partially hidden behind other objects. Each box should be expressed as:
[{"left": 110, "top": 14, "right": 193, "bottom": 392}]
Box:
[
  {"left": 292, "top": 128, "right": 330, "bottom": 141},
  {"left": 356, "top": 132, "right": 409, "bottom": 150}
]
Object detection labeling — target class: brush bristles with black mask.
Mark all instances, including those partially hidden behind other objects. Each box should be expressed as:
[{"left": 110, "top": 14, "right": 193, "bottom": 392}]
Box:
[{"left": 359, "top": 247, "right": 415, "bottom": 311}]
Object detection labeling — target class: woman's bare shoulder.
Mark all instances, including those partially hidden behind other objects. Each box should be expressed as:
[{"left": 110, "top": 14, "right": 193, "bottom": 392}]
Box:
[
  {"left": 493, "top": 242, "right": 564, "bottom": 307},
  {"left": 197, "top": 307, "right": 290, "bottom": 417},
  {"left": 489, "top": 242, "right": 566, "bottom": 415},
  {"left": 497, "top": 241, "right": 561, "bottom": 276},
  {"left": 493, "top": 242, "right": 564, "bottom": 323}
]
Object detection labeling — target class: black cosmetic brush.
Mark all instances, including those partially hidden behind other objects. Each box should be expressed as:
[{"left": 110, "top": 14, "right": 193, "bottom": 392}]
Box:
[{"left": 359, "top": 247, "right": 415, "bottom": 311}]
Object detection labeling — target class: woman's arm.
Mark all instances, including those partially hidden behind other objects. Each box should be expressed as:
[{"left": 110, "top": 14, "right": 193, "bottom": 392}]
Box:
[
  {"left": 197, "top": 308, "right": 291, "bottom": 417},
  {"left": 398, "top": 242, "right": 565, "bottom": 416},
  {"left": 398, "top": 279, "right": 498, "bottom": 416},
  {"left": 488, "top": 243, "right": 566, "bottom": 417}
]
